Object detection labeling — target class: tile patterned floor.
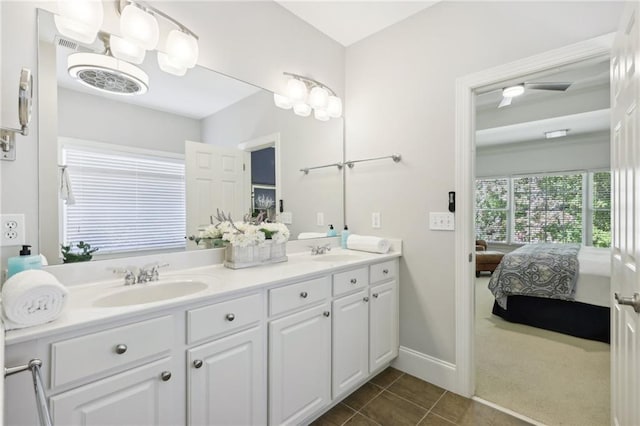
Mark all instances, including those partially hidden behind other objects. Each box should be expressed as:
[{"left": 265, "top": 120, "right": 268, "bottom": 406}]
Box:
[{"left": 311, "top": 368, "right": 532, "bottom": 426}]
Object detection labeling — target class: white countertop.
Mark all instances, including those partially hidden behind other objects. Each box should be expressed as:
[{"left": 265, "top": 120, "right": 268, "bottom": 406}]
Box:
[{"left": 5, "top": 248, "right": 401, "bottom": 345}]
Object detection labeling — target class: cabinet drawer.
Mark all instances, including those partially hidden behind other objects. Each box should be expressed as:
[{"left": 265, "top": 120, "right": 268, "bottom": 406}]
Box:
[
  {"left": 370, "top": 260, "right": 396, "bottom": 283},
  {"left": 51, "top": 315, "right": 173, "bottom": 388},
  {"left": 333, "top": 267, "right": 368, "bottom": 296},
  {"left": 269, "top": 276, "right": 330, "bottom": 317},
  {"left": 187, "top": 293, "right": 262, "bottom": 344}
]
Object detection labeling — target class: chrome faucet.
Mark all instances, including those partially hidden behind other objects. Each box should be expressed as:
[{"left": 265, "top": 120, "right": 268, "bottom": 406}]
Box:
[
  {"left": 111, "top": 267, "right": 138, "bottom": 285},
  {"left": 111, "top": 263, "right": 169, "bottom": 285},
  {"left": 309, "top": 244, "right": 332, "bottom": 255}
]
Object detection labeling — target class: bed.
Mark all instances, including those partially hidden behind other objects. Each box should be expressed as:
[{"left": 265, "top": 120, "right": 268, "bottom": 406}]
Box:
[{"left": 488, "top": 244, "right": 611, "bottom": 343}]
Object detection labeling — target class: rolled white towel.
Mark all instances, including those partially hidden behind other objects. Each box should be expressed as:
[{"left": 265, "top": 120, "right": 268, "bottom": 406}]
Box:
[
  {"left": 2, "top": 270, "right": 68, "bottom": 330},
  {"left": 347, "top": 234, "right": 391, "bottom": 254},
  {"left": 297, "top": 232, "right": 329, "bottom": 240}
]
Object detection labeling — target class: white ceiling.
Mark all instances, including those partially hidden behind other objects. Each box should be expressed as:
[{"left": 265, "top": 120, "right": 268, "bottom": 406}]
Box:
[{"left": 275, "top": 1, "right": 440, "bottom": 46}]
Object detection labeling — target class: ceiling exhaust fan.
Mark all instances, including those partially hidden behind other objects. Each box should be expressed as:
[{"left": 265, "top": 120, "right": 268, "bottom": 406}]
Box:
[{"left": 498, "top": 82, "right": 572, "bottom": 108}]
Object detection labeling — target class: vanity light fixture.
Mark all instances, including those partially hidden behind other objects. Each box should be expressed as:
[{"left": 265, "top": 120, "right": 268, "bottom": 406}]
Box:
[
  {"left": 119, "top": 2, "right": 159, "bottom": 50},
  {"left": 109, "top": 35, "right": 146, "bottom": 64},
  {"left": 54, "top": 0, "right": 104, "bottom": 44},
  {"left": 274, "top": 72, "right": 343, "bottom": 120},
  {"left": 544, "top": 129, "right": 569, "bottom": 139}
]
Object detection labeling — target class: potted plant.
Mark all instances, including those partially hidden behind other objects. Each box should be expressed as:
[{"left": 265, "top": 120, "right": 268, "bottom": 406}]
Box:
[{"left": 60, "top": 241, "right": 98, "bottom": 263}]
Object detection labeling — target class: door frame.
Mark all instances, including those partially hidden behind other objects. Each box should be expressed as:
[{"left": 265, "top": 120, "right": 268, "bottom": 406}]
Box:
[
  {"left": 453, "top": 34, "right": 614, "bottom": 397},
  {"left": 238, "top": 132, "right": 282, "bottom": 217}
]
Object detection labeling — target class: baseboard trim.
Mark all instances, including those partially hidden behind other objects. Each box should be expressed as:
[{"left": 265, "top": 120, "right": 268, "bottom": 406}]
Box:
[{"left": 392, "top": 346, "right": 457, "bottom": 391}]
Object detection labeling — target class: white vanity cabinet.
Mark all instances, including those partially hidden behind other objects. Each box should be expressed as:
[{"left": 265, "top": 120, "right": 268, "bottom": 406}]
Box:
[
  {"left": 186, "top": 293, "right": 265, "bottom": 426},
  {"left": 268, "top": 276, "right": 332, "bottom": 426},
  {"left": 369, "top": 260, "right": 399, "bottom": 372}
]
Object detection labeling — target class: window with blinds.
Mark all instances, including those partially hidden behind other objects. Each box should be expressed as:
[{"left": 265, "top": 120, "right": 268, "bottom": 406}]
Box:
[
  {"left": 475, "top": 178, "right": 509, "bottom": 243},
  {"left": 591, "top": 171, "right": 611, "bottom": 247},
  {"left": 62, "top": 142, "right": 186, "bottom": 255}
]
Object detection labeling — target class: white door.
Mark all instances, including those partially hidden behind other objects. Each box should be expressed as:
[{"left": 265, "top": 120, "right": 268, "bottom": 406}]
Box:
[
  {"left": 332, "top": 290, "right": 369, "bottom": 399},
  {"left": 49, "top": 357, "right": 177, "bottom": 425},
  {"left": 611, "top": 3, "right": 640, "bottom": 425},
  {"left": 187, "top": 326, "right": 265, "bottom": 426},
  {"left": 369, "top": 281, "right": 398, "bottom": 372},
  {"left": 185, "top": 141, "right": 246, "bottom": 242},
  {"left": 269, "top": 304, "right": 332, "bottom": 426}
]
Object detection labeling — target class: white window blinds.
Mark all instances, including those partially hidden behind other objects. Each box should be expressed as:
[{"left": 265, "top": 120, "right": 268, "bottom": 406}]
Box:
[{"left": 62, "top": 142, "right": 186, "bottom": 255}]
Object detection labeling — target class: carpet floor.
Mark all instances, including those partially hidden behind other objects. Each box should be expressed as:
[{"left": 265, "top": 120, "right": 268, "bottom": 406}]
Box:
[{"left": 474, "top": 276, "right": 610, "bottom": 426}]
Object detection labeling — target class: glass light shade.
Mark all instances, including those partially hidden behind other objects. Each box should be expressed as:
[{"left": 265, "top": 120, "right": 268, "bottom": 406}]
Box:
[
  {"left": 326, "top": 96, "right": 343, "bottom": 118},
  {"left": 110, "top": 35, "right": 145, "bottom": 64},
  {"left": 293, "top": 102, "right": 311, "bottom": 117},
  {"left": 308, "top": 86, "right": 329, "bottom": 110},
  {"left": 157, "top": 52, "right": 187, "bottom": 76},
  {"left": 120, "top": 4, "right": 159, "bottom": 50},
  {"left": 166, "top": 30, "right": 199, "bottom": 69},
  {"left": 314, "top": 108, "right": 330, "bottom": 121},
  {"left": 55, "top": 0, "right": 103, "bottom": 44},
  {"left": 502, "top": 85, "right": 525, "bottom": 98},
  {"left": 287, "top": 78, "right": 308, "bottom": 103},
  {"left": 273, "top": 93, "right": 293, "bottom": 110}
]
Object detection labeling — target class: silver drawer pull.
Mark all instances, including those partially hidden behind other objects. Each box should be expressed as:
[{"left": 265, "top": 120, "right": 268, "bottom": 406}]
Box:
[
  {"left": 373, "top": 293, "right": 379, "bottom": 298},
  {"left": 363, "top": 297, "right": 369, "bottom": 302},
  {"left": 226, "top": 313, "right": 236, "bottom": 322},
  {"left": 323, "top": 311, "right": 330, "bottom": 317},
  {"left": 350, "top": 278, "right": 357, "bottom": 284},
  {"left": 193, "top": 359, "right": 203, "bottom": 369},
  {"left": 383, "top": 269, "right": 389, "bottom": 274},
  {"left": 161, "top": 371, "right": 172, "bottom": 382},
  {"left": 115, "top": 344, "right": 127, "bottom": 355},
  {"left": 300, "top": 291, "right": 308, "bottom": 298}
]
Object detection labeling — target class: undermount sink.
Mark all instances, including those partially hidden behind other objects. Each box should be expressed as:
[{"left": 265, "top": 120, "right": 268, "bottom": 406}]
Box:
[
  {"left": 93, "top": 280, "right": 208, "bottom": 307},
  {"left": 312, "top": 254, "right": 364, "bottom": 262}
]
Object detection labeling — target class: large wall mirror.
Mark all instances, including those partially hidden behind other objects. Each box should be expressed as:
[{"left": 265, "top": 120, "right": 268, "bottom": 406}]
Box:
[{"left": 37, "top": 9, "right": 344, "bottom": 265}]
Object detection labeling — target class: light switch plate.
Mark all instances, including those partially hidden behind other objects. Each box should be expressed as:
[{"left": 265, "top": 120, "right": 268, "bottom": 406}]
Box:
[
  {"left": 316, "top": 212, "right": 324, "bottom": 226},
  {"left": 280, "top": 212, "right": 293, "bottom": 224},
  {"left": 372, "top": 212, "right": 381, "bottom": 229},
  {"left": 429, "top": 212, "right": 455, "bottom": 231}
]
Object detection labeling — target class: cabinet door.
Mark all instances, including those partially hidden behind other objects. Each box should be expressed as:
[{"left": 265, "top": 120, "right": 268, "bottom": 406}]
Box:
[
  {"left": 50, "top": 357, "right": 177, "bottom": 426},
  {"left": 369, "top": 280, "right": 399, "bottom": 372},
  {"left": 187, "top": 325, "right": 265, "bottom": 426},
  {"left": 332, "top": 290, "right": 369, "bottom": 399},
  {"left": 269, "top": 303, "right": 331, "bottom": 426}
]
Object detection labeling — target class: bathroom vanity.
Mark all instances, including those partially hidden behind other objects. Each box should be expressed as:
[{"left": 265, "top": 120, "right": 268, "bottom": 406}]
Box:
[{"left": 4, "top": 248, "right": 400, "bottom": 425}]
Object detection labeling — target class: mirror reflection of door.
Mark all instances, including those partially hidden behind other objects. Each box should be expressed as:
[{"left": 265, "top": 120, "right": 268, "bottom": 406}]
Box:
[{"left": 250, "top": 147, "right": 276, "bottom": 221}]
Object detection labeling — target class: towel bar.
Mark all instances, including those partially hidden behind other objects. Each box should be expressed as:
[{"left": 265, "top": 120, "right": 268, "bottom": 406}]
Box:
[{"left": 5, "top": 359, "right": 53, "bottom": 426}]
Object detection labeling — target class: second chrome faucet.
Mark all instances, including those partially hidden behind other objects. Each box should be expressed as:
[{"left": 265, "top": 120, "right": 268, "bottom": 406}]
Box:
[{"left": 112, "top": 263, "right": 169, "bottom": 285}]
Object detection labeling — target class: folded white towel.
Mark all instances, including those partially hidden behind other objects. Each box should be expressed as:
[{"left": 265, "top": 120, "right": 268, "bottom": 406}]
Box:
[
  {"left": 59, "top": 166, "right": 75, "bottom": 205},
  {"left": 297, "top": 232, "right": 329, "bottom": 240},
  {"left": 2, "top": 270, "right": 68, "bottom": 330},
  {"left": 346, "top": 234, "right": 391, "bottom": 254}
]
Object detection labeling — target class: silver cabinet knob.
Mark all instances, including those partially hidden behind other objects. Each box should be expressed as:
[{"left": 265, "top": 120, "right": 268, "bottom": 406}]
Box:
[
  {"left": 363, "top": 297, "right": 369, "bottom": 302},
  {"left": 350, "top": 278, "right": 357, "bottom": 284},
  {"left": 115, "top": 344, "right": 127, "bottom": 355},
  {"left": 383, "top": 269, "right": 389, "bottom": 274},
  {"left": 193, "top": 359, "right": 203, "bottom": 369},
  {"left": 300, "top": 291, "right": 308, "bottom": 298},
  {"left": 373, "top": 293, "right": 379, "bottom": 298},
  {"left": 161, "top": 371, "right": 172, "bottom": 382},
  {"left": 323, "top": 311, "right": 330, "bottom": 317},
  {"left": 615, "top": 292, "right": 640, "bottom": 313},
  {"left": 226, "top": 313, "right": 235, "bottom": 322}
]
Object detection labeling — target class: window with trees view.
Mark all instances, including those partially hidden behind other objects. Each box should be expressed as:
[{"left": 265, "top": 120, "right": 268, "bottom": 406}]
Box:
[{"left": 475, "top": 171, "right": 611, "bottom": 247}]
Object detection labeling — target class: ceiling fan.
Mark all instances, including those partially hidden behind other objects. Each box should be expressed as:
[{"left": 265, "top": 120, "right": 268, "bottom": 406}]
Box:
[{"left": 498, "top": 82, "right": 572, "bottom": 108}]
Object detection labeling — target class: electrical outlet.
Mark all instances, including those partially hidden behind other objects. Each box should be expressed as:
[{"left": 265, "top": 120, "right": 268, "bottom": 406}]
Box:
[
  {"left": 316, "top": 212, "right": 324, "bottom": 226},
  {"left": 1, "top": 214, "right": 26, "bottom": 246},
  {"left": 372, "top": 212, "right": 381, "bottom": 229}
]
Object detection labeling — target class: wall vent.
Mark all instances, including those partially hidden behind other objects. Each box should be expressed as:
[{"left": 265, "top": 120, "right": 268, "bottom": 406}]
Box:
[{"left": 56, "top": 37, "right": 79, "bottom": 51}]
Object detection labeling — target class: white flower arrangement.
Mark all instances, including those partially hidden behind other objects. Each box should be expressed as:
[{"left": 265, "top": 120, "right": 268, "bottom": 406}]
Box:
[
  {"left": 213, "top": 209, "right": 290, "bottom": 248},
  {"left": 260, "top": 222, "right": 290, "bottom": 244},
  {"left": 199, "top": 224, "right": 223, "bottom": 239}
]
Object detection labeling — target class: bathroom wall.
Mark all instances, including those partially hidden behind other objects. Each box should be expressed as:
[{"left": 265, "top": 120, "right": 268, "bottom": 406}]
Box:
[
  {"left": 0, "top": 1, "right": 344, "bottom": 264},
  {"left": 344, "top": 0, "right": 622, "bottom": 382}
]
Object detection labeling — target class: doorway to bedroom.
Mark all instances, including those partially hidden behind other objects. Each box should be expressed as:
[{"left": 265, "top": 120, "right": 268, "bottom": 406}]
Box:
[{"left": 472, "top": 56, "right": 612, "bottom": 425}]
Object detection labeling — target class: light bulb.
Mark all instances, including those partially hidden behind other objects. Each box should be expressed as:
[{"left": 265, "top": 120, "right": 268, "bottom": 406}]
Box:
[
  {"left": 287, "top": 78, "right": 308, "bottom": 103},
  {"left": 273, "top": 93, "right": 293, "bottom": 110},
  {"left": 308, "top": 86, "right": 329, "bottom": 110},
  {"left": 314, "top": 108, "right": 330, "bottom": 121},
  {"left": 55, "top": 0, "right": 104, "bottom": 44},
  {"left": 502, "top": 85, "right": 525, "bottom": 98},
  {"left": 326, "top": 96, "right": 342, "bottom": 118},
  {"left": 120, "top": 4, "right": 159, "bottom": 50},
  {"left": 157, "top": 52, "right": 187, "bottom": 76},
  {"left": 110, "top": 35, "right": 145, "bottom": 64},
  {"left": 166, "top": 30, "right": 199, "bottom": 69},
  {"left": 293, "top": 102, "right": 311, "bottom": 117}
]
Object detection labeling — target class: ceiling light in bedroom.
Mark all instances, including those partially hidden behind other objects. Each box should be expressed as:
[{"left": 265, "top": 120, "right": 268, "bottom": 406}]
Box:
[
  {"left": 545, "top": 129, "right": 569, "bottom": 139},
  {"left": 502, "top": 84, "right": 525, "bottom": 98}
]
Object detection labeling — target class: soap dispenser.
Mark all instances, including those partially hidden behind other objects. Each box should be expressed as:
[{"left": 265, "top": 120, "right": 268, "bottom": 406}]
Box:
[
  {"left": 7, "top": 245, "right": 42, "bottom": 279},
  {"left": 327, "top": 224, "right": 337, "bottom": 237},
  {"left": 341, "top": 225, "right": 350, "bottom": 249}
]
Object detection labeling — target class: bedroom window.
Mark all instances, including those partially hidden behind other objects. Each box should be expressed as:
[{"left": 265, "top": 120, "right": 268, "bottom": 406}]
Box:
[
  {"left": 590, "top": 171, "right": 611, "bottom": 247},
  {"left": 61, "top": 140, "right": 186, "bottom": 256},
  {"left": 475, "top": 178, "right": 509, "bottom": 243}
]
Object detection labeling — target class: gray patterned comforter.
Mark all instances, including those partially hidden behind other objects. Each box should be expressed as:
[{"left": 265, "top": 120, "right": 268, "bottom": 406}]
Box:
[{"left": 488, "top": 243, "right": 581, "bottom": 309}]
